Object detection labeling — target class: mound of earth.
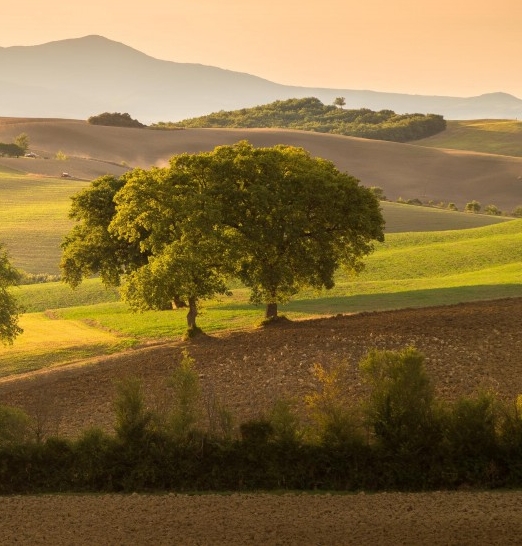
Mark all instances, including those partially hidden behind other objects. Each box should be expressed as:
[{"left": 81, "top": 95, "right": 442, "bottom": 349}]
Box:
[{"left": 1, "top": 298, "right": 522, "bottom": 544}]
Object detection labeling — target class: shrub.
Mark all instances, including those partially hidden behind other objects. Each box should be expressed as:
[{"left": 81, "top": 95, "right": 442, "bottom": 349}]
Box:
[
  {"left": 484, "top": 204, "right": 502, "bottom": 216},
  {"left": 268, "top": 399, "right": 303, "bottom": 445},
  {"left": 113, "top": 376, "right": 154, "bottom": 446},
  {"left": 359, "top": 347, "right": 440, "bottom": 454},
  {"left": 0, "top": 405, "right": 33, "bottom": 447},
  {"left": 165, "top": 350, "right": 202, "bottom": 443},
  {"left": 305, "top": 363, "right": 363, "bottom": 448},
  {"left": 465, "top": 200, "right": 481, "bottom": 213},
  {"left": 443, "top": 391, "right": 501, "bottom": 485}
]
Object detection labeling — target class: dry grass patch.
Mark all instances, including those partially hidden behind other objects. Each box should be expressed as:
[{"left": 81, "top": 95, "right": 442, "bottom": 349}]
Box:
[{"left": 0, "top": 313, "right": 135, "bottom": 377}]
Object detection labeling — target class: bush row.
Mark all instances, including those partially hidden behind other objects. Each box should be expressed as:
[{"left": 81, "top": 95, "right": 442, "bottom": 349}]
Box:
[{"left": 1, "top": 348, "right": 521, "bottom": 493}]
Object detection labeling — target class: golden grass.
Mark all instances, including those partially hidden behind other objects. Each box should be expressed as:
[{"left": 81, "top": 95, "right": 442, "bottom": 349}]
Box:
[{"left": 0, "top": 313, "right": 133, "bottom": 376}]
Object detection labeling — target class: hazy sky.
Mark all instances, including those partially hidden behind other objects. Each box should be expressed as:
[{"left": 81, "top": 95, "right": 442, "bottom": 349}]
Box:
[{"left": 2, "top": 0, "right": 521, "bottom": 98}]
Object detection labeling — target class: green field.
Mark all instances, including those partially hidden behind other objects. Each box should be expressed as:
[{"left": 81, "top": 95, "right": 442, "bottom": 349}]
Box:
[
  {"left": 415, "top": 119, "right": 522, "bottom": 157},
  {"left": 0, "top": 167, "right": 511, "bottom": 276},
  {"left": 3, "top": 218, "right": 521, "bottom": 376},
  {"left": 0, "top": 168, "right": 88, "bottom": 274}
]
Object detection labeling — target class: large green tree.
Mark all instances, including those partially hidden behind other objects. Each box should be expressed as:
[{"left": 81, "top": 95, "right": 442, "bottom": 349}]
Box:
[
  {"left": 0, "top": 244, "right": 23, "bottom": 345},
  {"left": 61, "top": 141, "right": 384, "bottom": 331},
  {"left": 206, "top": 141, "right": 385, "bottom": 318}
]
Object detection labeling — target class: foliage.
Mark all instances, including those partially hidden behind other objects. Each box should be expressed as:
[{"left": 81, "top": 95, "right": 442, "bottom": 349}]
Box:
[
  {"left": 113, "top": 376, "right": 155, "bottom": 446},
  {"left": 87, "top": 112, "right": 146, "bottom": 128},
  {"left": 484, "top": 204, "right": 502, "bottom": 216},
  {"left": 359, "top": 347, "right": 439, "bottom": 454},
  {"left": 465, "top": 200, "right": 481, "bottom": 213},
  {"left": 511, "top": 205, "right": 522, "bottom": 217},
  {"left": 61, "top": 141, "right": 384, "bottom": 325},
  {"left": 61, "top": 174, "right": 146, "bottom": 289},
  {"left": 0, "top": 244, "right": 23, "bottom": 344},
  {"left": 0, "top": 405, "right": 33, "bottom": 447},
  {"left": 203, "top": 141, "right": 384, "bottom": 318},
  {"left": 165, "top": 350, "right": 202, "bottom": 443},
  {"left": 333, "top": 97, "right": 346, "bottom": 108},
  {"left": 1, "top": 348, "right": 522, "bottom": 493},
  {"left": 14, "top": 133, "right": 29, "bottom": 153},
  {"left": 305, "top": 363, "right": 363, "bottom": 448},
  {"left": 55, "top": 150, "right": 68, "bottom": 160},
  {"left": 0, "top": 143, "right": 24, "bottom": 157},
  {"left": 151, "top": 97, "right": 447, "bottom": 143}
]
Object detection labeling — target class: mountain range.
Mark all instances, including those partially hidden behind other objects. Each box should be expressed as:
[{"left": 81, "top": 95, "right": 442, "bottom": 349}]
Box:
[{"left": 1, "top": 35, "right": 522, "bottom": 124}]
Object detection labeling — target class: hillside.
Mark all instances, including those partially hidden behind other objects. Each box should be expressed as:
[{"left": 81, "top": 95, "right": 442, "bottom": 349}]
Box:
[
  {"left": 416, "top": 119, "right": 522, "bottom": 157},
  {"left": 1, "top": 118, "right": 522, "bottom": 213},
  {"left": 160, "top": 97, "right": 447, "bottom": 142},
  {"left": 1, "top": 36, "right": 522, "bottom": 122}
]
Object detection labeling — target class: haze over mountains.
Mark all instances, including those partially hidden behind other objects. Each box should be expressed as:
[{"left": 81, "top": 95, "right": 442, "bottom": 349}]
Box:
[{"left": 1, "top": 35, "right": 522, "bottom": 124}]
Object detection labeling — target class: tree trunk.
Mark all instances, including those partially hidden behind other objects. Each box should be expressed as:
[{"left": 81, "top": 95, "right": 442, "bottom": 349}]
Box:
[
  {"left": 186, "top": 297, "right": 198, "bottom": 329},
  {"left": 265, "top": 302, "right": 278, "bottom": 320}
]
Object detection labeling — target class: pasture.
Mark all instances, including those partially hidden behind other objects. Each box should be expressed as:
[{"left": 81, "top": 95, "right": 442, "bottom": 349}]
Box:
[
  {"left": 417, "top": 119, "right": 522, "bottom": 157},
  {"left": 3, "top": 219, "right": 521, "bottom": 376}
]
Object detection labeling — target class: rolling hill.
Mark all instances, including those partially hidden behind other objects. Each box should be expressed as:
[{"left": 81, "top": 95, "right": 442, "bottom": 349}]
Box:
[
  {"left": 416, "top": 119, "right": 522, "bottom": 157},
  {"left": 1, "top": 117, "right": 522, "bottom": 212},
  {"left": 1, "top": 36, "right": 522, "bottom": 122}
]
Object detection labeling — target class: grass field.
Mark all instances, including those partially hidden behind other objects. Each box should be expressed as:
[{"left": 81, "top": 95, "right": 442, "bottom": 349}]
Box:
[
  {"left": 0, "top": 167, "right": 89, "bottom": 274},
  {"left": 0, "top": 166, "right": 511, "bottom": 276},
  {"left": 3, "top": 219, "right": 521, "bottom": 376},
  {"left": 415, "top": 119, "right": 522, "bottom": 157}
]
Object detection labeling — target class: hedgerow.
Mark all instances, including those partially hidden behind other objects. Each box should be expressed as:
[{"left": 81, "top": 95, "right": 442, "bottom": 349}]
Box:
[{"left": 0, "top": 348, "right": 521, "bottom": 493}]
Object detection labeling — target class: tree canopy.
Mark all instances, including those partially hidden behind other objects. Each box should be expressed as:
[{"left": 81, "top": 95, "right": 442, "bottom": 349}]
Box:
[
  {"left": 0, "top": 244, "right": 23, "bottom": 345},
  {"left": 87, "top": 112, "right": 146, "bottom": 128},
  {"left": 61, "top": 141, "right": 384, "bottom": 333},
  {"left": 151, "top": 97, "right": 446, "bottom": 143}
]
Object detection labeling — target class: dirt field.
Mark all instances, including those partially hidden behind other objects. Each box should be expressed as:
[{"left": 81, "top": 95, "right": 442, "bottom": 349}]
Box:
[
  {"left": 0, "top": 298, "right": 522, "bottom": 544},
  {"left": 2, "top": 117, "right": 522, "bottom": 209},
  {"left": 1, "top": 490, "right": 522, "bottom": 545}
]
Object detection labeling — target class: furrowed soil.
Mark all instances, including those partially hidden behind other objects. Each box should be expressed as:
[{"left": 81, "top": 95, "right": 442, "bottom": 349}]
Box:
[{"left": 1, "top": 298, "right": 522, "bottom": 544}]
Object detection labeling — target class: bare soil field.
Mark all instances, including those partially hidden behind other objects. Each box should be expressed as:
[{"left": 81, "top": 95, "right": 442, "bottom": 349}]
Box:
[
  {"left": 0, "top": 299, "right": 521, "bottom": 544},
  {"left": 2, "top": 117, "right": 522, "bottom": 209}
]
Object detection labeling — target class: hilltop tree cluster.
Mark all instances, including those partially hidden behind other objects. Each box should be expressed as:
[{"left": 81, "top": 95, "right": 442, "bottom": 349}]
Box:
[
  {"left": 61, "top": 141, "right": 384, "bottom": 334},
  {"left": 0, "top": 133, "right": 30, "bottom": 157},
  {"left": 152, "top": 97, "right": 447, "bottom": 143},
  {"left": 87, "top": 112, "right": 146, "bottom": 128}
]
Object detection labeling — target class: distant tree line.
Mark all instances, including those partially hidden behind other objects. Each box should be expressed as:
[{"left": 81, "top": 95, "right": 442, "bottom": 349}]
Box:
[
  {"left": 151, "top": 97, "right": 447, "bottom": 143},
  {"left": 87, "top": 112, "right": 146, "bottom": 128}
]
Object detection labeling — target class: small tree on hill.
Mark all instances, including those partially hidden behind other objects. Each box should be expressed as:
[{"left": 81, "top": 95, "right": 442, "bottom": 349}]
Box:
[
  {"left": 14, "top": 133, "right": 29, "bottom": 154},
  {"left": 333, "top": 97, "right": 346, "bottom": 109},
  {"left": 484, "top": 204, "right": 501, "bottom": 216},
  {"left": 465, "top": 200, "right": 481, "bottom": 213}
]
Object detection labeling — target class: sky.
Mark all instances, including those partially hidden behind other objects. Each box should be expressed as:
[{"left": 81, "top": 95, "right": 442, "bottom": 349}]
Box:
[{"left": 2, "top": 0, "right": 521, "bottom": 98}]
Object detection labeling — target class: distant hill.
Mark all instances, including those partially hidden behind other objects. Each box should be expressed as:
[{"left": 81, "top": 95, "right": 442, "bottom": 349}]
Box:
[
  {"left": 1, "top": 118, "right": 522, "bottom": 211},
  {"left": 160, "top": 97, "right": 447, "bottom": 143},
  {"left": 1, "top": 36, "right": 522, "bottom": 123}
]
